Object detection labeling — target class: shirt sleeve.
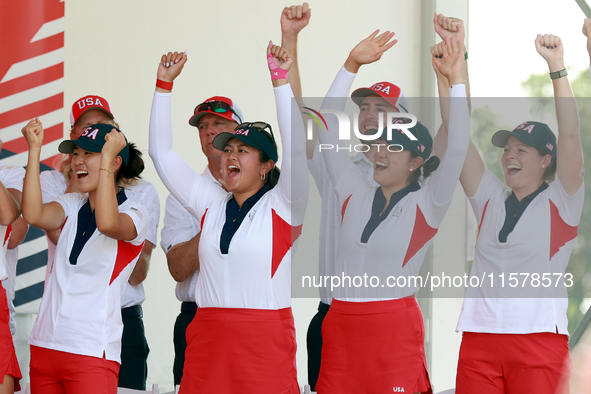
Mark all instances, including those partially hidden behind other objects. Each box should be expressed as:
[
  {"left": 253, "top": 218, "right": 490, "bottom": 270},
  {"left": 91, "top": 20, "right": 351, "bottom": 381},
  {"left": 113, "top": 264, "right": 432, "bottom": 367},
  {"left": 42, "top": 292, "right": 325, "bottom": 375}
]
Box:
[
  {"left": 121, "top": 202, "right": 150, "bottom": 246},
  {"left": 467, "top": 167, "right": 506, "bottom": 225},
  {"left": 421, "top": 84, "right": 470, "bottom": 224},
  {"left": 149, "top": 91, "right": 226, "bottom": 220},
  {"left": 318, "top": 66, "right": 358, "bottom": 188},
  {"left": 40, "top": 170, "right": 66, "bottom": 204},
  {"left": 1, "top": 166, "right": 25, "bottom": 192},
  {"left": 273, "top": 83, "right": 309, "bottom": 224},
  {"left": 160, "top": 194, "right": 199, "bottom": 254},
  {"left": 131, "top": 182, "right": 160, "bottom": 246},
  {"left": 54, "top": 193, "right": 82, "bottom": 218},
  {"left": 547, "top": 175, "right": 585, "bottom": 226}
]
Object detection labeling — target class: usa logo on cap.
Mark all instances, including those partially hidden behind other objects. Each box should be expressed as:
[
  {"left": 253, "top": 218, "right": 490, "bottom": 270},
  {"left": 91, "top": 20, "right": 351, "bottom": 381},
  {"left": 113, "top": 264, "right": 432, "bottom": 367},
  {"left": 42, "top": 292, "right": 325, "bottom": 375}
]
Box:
[{"left": 70, "top": 95, "right": 114, "bottom": 126}]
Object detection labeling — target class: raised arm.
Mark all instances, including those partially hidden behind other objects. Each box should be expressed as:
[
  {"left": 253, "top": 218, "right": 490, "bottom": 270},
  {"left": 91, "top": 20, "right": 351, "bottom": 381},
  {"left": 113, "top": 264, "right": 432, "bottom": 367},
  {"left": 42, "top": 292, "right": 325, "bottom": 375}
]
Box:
[
  {"left": 431, "top": 20, "right": 483, "bottom": 197},
  {"left": 149, "top": 52, "right": 211, "bottom": 218},
  {"left": 94, "top": 129, "right": 139, "bottom": 241},
  {"left": 429, "top": 36, "right": 470, "bottom": 206},
  {"left": 21, "top": 118, "right": 65, "bottom": 230},
  {"left": 318, "top": 30, "right": 397, "bottom": 187},
  {"left": 535, "top": 33, "right": 582, "bottom": 195},
  {"left": 280, "top": 2, "right": 311, "bottom": 98},
  {"left": 267, "top": 43, "right": 308, "bottom": 214}
]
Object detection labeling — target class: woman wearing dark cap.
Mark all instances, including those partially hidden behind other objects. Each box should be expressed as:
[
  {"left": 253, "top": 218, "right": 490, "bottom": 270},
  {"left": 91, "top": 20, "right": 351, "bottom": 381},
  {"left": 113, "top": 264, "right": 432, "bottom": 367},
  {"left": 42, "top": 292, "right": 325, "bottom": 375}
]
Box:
[
  {"left": 149, "top": 43, "right": 307, "bottom": 393},
  {"left": 21, "top": 120, "right": 149, "bottom": 394},
  {"left": 313, "top": 35, "right": 469, "bottom": 393},
  {"left": 452, "top": 34, "right": 583, "bottom": 394}
]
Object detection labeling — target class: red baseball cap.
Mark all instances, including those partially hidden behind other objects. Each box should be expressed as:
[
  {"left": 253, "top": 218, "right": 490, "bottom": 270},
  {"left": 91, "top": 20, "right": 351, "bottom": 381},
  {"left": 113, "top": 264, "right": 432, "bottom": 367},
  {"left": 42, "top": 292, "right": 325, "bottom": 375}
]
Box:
[
  {"left": 70, "top": 95, "right": 114, "bottom": 126},
  {"left": 351, "top": 82, "right": 410, "bottom": 113},
  {"left": 188, "top": 96, "right": 244, "bottom": 127}
]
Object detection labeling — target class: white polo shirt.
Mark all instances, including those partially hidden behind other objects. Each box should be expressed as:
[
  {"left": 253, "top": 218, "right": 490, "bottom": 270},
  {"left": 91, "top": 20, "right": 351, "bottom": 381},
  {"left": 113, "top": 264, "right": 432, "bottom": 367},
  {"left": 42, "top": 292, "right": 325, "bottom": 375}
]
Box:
[
  {"left": 308, "top": 150, "right": 377, "bottom": 305},
  {"left": 0, "top": 164, "right": 25, "bottom": 281},
  {"left": 456, "top": 168, "right": 584, "bottom": 335},
  {"left": 29, "top": 192, "right": 149, "bottom": 362},
  {"left": 149, "top": 84, "right": 308, "bottom": 310},
  {"left": 161, "top": 166, "right": 221, "bottom": 303},
  {"left": 40, "top": 171, "right": 160, "bottom": 307}
]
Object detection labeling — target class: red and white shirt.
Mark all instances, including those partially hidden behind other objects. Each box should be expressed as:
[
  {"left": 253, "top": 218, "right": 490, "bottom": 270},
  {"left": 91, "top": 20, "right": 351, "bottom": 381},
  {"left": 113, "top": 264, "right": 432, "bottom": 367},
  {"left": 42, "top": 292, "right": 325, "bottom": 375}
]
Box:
[
  {"left": 457, "top": 168, "right": 584, "bottom": 335},
  {"left": 40, "top": 171, "right": 160, "bottom": 307},
  {"left": 149, "top": 84, "right": 308, "bottom": 310},
  {"left": 0, "top": 164, "right": 25, "bottom": 281},
  {"left": 29, "top": 192, "right": 148, "bottom": 362}
]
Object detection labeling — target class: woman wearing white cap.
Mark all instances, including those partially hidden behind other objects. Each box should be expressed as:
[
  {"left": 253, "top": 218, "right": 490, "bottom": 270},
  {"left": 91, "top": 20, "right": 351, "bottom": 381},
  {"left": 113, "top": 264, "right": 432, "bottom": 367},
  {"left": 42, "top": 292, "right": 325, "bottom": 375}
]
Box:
[
  {"left": 21, "top": 120, "right": 149, "bottom": 394},
  {"left": 149, "top": 43, "right": 307, "bottom": 393},
  {"left": 313, "top": 33, "right": 470, "bottom": 393},
  {"left": 444, "top": 34, "right": 583, "bottom": 394}
]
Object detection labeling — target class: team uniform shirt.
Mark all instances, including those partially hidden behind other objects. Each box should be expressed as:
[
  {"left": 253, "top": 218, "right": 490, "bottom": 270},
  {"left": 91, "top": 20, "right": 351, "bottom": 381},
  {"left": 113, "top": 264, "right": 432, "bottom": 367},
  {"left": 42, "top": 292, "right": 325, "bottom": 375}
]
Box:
[
  {"left": 2, "top": 248, "right": 19, "bottom": 337},
  {"left": 318, "top": 76, "right": 470, "bottom": 302},
  {"left": 40, "top": 171, "right": 159, "bottom": 307},
  {"left": 0, "top": 164, "right": 25, "bottom": 280},
  {"left": 308, "top": 145, "right": 378, "bottom": 305},
  {"left": 456, "top": 168, "right": 584, "bottom": 335},
  {"left": 161, "top": 167, "right": 220, "bottom": 303},
  {"left": 0, "top": 165, "right": 24, "bottom": 282},
  {"left": 29, "top": 192, "right": 149, "bottom": 362},
  {"left": 149, "top": 84, "right": 308, "bottom": 310}
]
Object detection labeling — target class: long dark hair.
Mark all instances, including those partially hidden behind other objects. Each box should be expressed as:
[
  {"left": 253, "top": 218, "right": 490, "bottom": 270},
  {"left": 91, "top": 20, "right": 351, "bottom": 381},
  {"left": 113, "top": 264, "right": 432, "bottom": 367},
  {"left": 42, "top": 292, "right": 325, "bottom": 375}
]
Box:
[{"left": 116, "top": 142, "right": 144, "bottom": 184}]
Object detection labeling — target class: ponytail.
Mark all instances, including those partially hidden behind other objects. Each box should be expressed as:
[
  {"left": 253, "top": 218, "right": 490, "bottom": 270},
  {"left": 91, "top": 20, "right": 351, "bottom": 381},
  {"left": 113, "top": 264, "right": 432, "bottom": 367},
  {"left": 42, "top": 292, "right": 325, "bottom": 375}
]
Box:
[
  {"left": 116, "top": 142, "right": 144, "bottom": 184},
  {"left": 408, "top": 153, "right": 440, "bottom": 184}
]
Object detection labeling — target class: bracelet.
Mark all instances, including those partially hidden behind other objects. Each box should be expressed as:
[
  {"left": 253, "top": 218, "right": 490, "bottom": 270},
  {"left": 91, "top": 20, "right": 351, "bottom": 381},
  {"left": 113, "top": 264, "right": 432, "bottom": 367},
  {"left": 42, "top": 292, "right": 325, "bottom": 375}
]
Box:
[
  {"left": 156, "top": 79, "right": 174, "bottom": 90},
  {"left": 99, "top": 167, "right": 115, "bottom": 178},
  {"left": 464, "top": 52, "right": 468, "bottom": 60},
  {"left": 549, "top": 68, "right": 567, "bottom": 80}
]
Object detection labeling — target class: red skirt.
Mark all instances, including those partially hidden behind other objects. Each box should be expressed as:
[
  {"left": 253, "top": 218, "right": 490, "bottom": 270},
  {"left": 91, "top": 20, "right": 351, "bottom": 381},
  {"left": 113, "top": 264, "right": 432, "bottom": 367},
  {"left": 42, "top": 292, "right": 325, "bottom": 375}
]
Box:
[
  {"left": 0, "top": 281, "right": 21, "bottom": 390},
  {"left": 316, "top": 298, "right": 431, "bottom": 394},
  {"left": 179, "top": 307, "right": 299, "bottom": 394}
]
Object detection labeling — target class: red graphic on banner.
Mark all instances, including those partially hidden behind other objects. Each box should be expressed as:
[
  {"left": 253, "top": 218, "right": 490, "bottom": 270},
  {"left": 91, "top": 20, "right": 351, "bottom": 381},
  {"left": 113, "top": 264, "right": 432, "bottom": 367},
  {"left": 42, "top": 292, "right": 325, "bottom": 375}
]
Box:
[{"left": 0, "top": 0, "right": 64, "bottom": 164}]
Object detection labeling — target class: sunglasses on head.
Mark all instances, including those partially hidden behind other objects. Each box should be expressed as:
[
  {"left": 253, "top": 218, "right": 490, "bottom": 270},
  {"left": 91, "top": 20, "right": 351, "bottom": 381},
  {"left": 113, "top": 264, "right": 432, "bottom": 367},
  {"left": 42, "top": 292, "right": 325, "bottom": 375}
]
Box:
[
  {"left": 237, "top": 122, "right": 276, "bottom": 142},
  {"left": 195, "top": 101, "right": 242, "bottom": 123}
]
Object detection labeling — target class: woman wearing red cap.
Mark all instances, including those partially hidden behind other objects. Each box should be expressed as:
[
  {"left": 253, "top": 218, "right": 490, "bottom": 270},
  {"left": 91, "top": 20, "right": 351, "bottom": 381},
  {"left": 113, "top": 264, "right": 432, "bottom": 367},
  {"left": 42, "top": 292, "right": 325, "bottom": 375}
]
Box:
[
  {"left": 21, "top": 120, "right": 148, "bottom": 394},
  {"left": 149, "top": 43, "right": 307, "bottom": 393},
  {"left": 440, "top": 34, "right": 582, "bottom": 394},
  {"left": 311, "top": 33, "right": 470, "bottom": 393}
]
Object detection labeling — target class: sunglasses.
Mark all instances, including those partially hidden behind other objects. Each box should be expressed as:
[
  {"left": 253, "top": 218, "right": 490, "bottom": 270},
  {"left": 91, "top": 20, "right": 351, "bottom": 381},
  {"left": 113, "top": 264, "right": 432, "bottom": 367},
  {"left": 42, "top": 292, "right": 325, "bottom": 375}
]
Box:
[
  {"left": 195, "top": 101, "right": 242, "bottom": 123},
  {"left": 237, "top": 122, "right": 276, "bottom": 143}
]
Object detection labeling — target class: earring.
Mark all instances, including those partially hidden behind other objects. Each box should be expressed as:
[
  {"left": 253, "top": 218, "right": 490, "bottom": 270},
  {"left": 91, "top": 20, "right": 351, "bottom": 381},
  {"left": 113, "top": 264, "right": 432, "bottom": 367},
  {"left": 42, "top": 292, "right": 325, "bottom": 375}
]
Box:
[
  {"left": 261, "top": 172, "right": 266, "bottom": 181},
  {"left": 409, "top": 168, "right": 414, "bottom": 172},
  {"left": 542, "top": 165, "right": 545, "bottom": 168}
]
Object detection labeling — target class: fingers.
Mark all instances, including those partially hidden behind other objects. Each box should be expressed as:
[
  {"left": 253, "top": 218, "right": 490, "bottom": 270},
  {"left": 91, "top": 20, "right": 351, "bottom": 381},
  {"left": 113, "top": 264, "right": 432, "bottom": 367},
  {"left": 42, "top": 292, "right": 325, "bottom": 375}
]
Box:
[
  {"left": 538, "top": 34, "right": 561, "bottom": 49},
  {"left": 284, "top": 3, "right": 309, "bottom": 19},
  {"left": 267, "top": 40, "right": 273, "bottom": 55},
  {"left": 161, "top": 51, "right": 186, "bottom": 68},
  {"left": 367, "top": 29, "right": 380, "bottom": 40}
]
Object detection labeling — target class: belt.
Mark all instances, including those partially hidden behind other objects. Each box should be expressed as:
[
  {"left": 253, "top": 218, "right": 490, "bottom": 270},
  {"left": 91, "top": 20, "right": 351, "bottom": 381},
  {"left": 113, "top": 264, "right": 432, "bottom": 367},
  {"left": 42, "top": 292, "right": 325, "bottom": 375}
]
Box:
[
  {"left": 121, "top": 305, "right": 143, "bottom": 319},
  {"left": 181, "top": 301, "right": 198, "bottom": 314},
  {"left": 318, "top": 301, "right": 331, "bottom": 314}
]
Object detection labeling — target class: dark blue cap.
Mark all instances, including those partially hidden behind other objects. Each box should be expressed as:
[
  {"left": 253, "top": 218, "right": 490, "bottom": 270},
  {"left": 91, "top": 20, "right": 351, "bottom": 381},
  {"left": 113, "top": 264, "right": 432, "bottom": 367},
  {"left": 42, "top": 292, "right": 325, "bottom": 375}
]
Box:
[
  {"left": 373, "top": 119, "right": 432, "bottom": 160},
  {"left": 212, "top": 126, "right": 278, "bottom": 163},
  {"left": 58, "top": 123, "right": 130, "bottom": 165},
  {"left": 492, "top": 121, "right": 557, "bottom": 161}
]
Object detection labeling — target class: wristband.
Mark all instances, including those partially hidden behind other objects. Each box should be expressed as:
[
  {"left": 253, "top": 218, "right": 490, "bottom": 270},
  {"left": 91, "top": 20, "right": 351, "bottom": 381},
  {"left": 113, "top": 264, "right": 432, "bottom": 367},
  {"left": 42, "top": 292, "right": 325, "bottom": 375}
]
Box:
[
  {"left": 267, "top": 53, "right": 288, "bottom": 81},
  {"left": 549, "top": 68, "right": 567, "bottom": 80},
  {"left": 156, "top": 79, "right": 174, "bottom": 90},
  {"left": 464, "top": 52, "right": 468, "bottom": 60}
]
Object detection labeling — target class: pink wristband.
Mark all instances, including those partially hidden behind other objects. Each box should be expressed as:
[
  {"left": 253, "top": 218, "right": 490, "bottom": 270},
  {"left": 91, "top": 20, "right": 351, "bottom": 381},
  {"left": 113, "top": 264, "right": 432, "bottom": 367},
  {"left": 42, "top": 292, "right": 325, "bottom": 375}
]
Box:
[{"left": 267, "top": 53, "right": 288, "bottom": 81}]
